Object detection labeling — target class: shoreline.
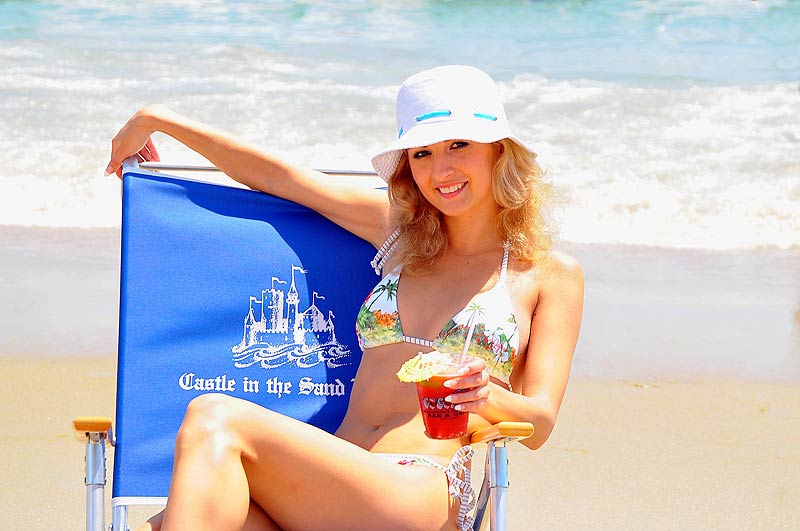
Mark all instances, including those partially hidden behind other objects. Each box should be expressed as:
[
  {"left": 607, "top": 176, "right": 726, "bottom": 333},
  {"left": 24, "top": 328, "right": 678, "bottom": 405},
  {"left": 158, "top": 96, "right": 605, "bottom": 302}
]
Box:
[
  {"left": 3, "top": 225, "right": 797, "bottom": 382},
  {"left": 561, "top": 241, "right": 800, "bottom": 383}
]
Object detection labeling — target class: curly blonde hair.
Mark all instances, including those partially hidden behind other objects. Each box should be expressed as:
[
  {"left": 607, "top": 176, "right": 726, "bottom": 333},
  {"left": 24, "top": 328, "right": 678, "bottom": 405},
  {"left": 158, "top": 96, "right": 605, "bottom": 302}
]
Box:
[{"left": 386, "top": 139, "right": 556, "bottom": 273}]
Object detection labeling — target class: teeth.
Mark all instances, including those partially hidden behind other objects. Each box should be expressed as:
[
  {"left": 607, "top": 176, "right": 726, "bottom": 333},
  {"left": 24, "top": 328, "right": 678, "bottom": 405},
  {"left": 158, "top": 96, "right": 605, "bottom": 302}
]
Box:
[{"left": 438, "top": 183, "right": 464, "bottom": 194}]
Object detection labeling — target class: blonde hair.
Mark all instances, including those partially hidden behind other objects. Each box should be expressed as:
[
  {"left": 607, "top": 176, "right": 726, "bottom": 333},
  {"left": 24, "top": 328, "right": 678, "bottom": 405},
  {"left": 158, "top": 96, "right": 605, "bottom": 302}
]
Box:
[{"left": 386, "top": 139, "right": 556, "bottom": 272}]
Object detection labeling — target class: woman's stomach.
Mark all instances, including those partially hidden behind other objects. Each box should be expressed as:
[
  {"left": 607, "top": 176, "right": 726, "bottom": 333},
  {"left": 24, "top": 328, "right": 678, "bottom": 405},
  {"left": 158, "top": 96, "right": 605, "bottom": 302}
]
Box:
[
  {"left": 335, "top": 372, "right": 492, "bottom": 458},
  {"left": 336, "top": 407, "right": 468, "bottom": 459}
]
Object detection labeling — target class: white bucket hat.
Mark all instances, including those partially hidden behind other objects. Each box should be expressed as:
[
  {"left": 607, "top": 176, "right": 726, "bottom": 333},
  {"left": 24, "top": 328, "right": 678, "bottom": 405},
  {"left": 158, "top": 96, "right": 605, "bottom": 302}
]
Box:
[{"left": 371, "top": 65, "right": 534, "bottom": 181}]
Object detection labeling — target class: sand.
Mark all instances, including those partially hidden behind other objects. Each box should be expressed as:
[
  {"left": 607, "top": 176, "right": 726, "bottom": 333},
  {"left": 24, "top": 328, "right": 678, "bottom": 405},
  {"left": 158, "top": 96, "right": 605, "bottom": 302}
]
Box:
[
  {"left": 1, "top": 357, "right": 797, "bottom": 530},
  {"left": 520, "top": 378, "right": 800, "bottom": 530},
  {"left": 1, "top": 226, "right": 799, "bottom": 529}
]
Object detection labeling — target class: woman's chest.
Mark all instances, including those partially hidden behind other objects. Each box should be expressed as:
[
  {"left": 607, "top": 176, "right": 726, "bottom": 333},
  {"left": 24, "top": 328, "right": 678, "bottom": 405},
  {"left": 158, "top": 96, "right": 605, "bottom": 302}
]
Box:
[
  {"left": 397, "top": 263, "right": 538, "bottom": 357},
  {"left": 396, "top": 263, "right": 501, "bottom": 341}
]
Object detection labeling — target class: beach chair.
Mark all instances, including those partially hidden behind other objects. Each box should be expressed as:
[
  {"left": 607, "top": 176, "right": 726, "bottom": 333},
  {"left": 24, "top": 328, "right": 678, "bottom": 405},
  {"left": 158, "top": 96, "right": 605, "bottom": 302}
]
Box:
[{"left": 73, "top": 159, "right": 533, "bottom": 531}]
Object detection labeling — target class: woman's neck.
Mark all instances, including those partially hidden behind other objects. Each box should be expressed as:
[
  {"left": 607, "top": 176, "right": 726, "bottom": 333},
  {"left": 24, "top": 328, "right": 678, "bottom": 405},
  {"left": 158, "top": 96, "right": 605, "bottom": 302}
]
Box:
[{"left": 443, "top": 215, "right": 502, "bottom": 256}]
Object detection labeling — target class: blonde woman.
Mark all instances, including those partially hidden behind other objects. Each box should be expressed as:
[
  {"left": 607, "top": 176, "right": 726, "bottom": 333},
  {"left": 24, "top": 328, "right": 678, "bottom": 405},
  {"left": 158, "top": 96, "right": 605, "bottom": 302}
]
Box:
[{"left": 107, "top": 65, "right": 584, "bottom": 531}]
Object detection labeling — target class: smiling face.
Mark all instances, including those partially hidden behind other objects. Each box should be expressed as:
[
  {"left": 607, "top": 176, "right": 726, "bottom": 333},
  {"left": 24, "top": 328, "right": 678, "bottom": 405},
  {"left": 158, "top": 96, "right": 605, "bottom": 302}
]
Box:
[{"left": 406, "top": 140, "right": 502, "bottom": 220}]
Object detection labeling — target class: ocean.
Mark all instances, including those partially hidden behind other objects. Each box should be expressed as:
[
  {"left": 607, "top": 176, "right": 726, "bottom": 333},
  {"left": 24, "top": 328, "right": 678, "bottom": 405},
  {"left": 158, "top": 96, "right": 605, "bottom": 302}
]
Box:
[{"left": 1, "top": 0, "right": 798, "bottom": 250}]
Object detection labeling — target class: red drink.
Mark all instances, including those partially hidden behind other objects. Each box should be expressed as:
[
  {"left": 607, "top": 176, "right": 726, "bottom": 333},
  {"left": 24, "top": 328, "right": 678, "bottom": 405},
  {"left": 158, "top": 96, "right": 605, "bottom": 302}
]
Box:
[{"left": 415, "top": 372, "right": 468, "bottom": 440}]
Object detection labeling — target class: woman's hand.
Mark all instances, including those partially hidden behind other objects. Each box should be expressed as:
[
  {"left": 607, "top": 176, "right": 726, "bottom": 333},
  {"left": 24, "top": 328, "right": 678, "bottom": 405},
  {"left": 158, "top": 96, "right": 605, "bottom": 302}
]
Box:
[
  {"left": 105, "top": 105, "right": 164, "bottom": 178},
  {"left": 443, "top": 357, "right": 490, "bottom": 412}
]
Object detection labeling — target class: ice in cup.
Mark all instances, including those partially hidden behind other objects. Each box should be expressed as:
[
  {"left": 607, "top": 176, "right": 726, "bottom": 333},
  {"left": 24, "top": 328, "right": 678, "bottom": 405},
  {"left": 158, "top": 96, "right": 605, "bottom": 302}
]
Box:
[{"left": 397, "top": 351, "right": 471, "bottom": 440}]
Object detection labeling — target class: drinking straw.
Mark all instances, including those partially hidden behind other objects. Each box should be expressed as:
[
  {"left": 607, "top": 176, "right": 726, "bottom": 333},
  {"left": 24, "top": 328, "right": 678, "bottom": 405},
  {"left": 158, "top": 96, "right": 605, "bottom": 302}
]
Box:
[{"left": 458, "top": 311, "right": 478, "bottom": 367}]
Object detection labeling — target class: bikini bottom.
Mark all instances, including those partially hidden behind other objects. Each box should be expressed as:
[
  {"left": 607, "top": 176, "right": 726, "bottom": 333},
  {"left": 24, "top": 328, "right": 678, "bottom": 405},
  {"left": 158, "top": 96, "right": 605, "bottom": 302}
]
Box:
[{"left": 374, "top": 445, "right": 476, "bottom": 531}]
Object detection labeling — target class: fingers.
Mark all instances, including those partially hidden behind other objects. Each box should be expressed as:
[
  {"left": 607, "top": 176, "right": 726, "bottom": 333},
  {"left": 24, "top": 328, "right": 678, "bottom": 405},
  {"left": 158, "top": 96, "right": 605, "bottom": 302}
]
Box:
[
  {"left": 443, "top": 361, "right": 490, "bottom": 412},
  {"left": 105, "top": 138, "right": 159, "bottom": 179},
  {"left": 106, "top": 138, "right": 129, "bottom": 178},
  {"left": 105, "top": 111, "right": 160, "bottom": 177},
  {"left": 443, "top": 357, "right": 487, "bottom": 389},
  {"left": 135, "top": 139, "right": 159, "bottom": 163},
  {"left": 443, "top": 368, "right": 488, "bottom": 391},
  {"left": 106, "top": 148, "right": 144, "bottom": 179},
  {"left": 144, "top": 137, "right": 161, "bottom": 162},
  {"left": 105, "top": 141, "right": 121, "bottom": 177},
  {"left": 447, "top": 384, "right": 490, "bottom": 412}
]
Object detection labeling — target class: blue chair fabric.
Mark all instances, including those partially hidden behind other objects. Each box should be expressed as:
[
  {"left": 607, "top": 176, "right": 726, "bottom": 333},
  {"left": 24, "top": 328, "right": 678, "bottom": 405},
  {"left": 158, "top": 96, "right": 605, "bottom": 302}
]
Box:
[{"left": 114, "top": 170, "right": 376, "bottom": 499}]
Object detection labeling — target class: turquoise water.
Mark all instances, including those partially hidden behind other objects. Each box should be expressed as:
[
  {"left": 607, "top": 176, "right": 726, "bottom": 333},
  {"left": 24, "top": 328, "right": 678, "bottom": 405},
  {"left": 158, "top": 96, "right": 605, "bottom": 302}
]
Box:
[
  {"left": 2, "top": 1, "right": 798, "bottom": 85},
  {"left": 0, "top": 0, "right": 798, "bottom": 248}
]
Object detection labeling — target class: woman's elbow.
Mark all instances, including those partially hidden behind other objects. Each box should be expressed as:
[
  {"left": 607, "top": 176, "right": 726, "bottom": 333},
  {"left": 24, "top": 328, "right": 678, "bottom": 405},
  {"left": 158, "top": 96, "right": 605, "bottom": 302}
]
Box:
[{"left": 521, "top": 401, "right": 559, "bottom": 451}]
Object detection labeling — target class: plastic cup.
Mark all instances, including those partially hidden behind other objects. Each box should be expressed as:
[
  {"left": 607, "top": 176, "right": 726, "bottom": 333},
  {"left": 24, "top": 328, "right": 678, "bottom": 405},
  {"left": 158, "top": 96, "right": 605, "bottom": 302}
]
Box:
[{"left": 415, "top": 357, "right": 471, "bottom": 439}]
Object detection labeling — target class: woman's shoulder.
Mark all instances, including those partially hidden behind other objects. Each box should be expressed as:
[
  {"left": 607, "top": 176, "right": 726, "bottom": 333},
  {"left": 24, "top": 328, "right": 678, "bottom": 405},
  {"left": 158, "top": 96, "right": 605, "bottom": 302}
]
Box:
[
  {"left": 506, "top": 249, "right": 583, "bottom": 309},
  {"left": 548, "top": 250, "right": 582, "bottom": 276},
  {"left": 512, "top": 248, "right": 582, "bottom": 279},
  {"left": 537, "top": 250, "right": 584, "bottom": 298}
]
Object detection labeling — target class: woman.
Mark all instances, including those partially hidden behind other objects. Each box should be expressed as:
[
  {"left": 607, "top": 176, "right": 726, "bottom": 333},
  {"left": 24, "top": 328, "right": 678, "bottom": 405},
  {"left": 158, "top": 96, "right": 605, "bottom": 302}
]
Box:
[{"left": 106, "top": 65, "right": 584, "bottom": 531}]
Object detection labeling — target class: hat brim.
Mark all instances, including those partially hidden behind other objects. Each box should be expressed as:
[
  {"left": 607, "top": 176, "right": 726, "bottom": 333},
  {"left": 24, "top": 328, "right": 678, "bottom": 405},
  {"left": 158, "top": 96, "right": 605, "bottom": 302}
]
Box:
[{"left": 371, "top": 119, "right": 534, "bottom": 181}]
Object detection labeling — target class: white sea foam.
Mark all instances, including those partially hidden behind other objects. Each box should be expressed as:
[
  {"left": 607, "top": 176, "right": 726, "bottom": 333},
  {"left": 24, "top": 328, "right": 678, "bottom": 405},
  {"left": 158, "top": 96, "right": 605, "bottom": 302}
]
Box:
[
  {"left": 1, "top": 66, "right": 798, "bottom": 249},
  {"left": 1, "top": 1, "right": 797, "bottom": 250},
  {"left": 502, "top": 78, "right": 800, "bottom": 249}
]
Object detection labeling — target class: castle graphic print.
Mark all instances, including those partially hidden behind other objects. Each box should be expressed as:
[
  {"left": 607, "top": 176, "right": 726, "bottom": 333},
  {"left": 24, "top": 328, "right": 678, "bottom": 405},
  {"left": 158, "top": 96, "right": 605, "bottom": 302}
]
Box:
[{"left": 231, "top": 265, "right": 352, "bottom": 369}]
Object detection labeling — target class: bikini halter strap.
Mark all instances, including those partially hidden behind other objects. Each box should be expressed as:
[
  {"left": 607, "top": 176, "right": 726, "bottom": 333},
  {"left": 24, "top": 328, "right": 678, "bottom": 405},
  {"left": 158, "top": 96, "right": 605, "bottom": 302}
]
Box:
[
  {"left": 370, "top": 228, "right": 400, "bottom": 275},
  {"left": 499, "top": 241, "right": 510, "bottom": 284}
]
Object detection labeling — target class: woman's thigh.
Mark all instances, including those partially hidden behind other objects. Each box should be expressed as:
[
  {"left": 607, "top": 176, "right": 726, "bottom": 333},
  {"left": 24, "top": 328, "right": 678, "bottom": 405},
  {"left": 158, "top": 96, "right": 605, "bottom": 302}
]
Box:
[{"left": 192, "top": 394, "right": 456, "bottom": 531}]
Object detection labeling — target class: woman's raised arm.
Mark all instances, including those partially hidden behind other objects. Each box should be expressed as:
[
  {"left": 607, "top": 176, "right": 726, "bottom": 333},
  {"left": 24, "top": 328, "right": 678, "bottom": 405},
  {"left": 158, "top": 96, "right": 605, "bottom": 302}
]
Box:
[{"left": 105, "top": 104, "right": 390, "bottom": 247}]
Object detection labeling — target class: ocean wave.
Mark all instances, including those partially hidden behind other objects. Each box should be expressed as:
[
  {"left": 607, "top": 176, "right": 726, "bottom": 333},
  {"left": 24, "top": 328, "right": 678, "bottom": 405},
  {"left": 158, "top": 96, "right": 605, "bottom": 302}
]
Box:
[
  {"left": 1, "top": 0, "right": 797, "bottom": 251},
  {"left": 2, "top": 77, "right": 797, "bottom": 249}
]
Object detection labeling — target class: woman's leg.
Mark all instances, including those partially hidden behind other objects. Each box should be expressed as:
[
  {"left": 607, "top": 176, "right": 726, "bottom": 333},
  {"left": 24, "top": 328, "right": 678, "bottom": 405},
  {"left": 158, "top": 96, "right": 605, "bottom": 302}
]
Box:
[
  {"left": 159, "top": 393, "right": 455, "bottom": 531},
  {"left": 137, "top": 500, "right": 281, "bottom": 531}
]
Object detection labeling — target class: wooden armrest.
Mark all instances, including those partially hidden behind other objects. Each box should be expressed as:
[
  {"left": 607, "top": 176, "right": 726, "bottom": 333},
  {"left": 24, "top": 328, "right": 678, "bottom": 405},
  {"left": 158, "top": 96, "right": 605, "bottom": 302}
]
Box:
[
  {"left": 469, "top": 421, "right": 534, "bottom": 444},
  {"left": 73, "top": 416, "right": 113, "bottom": 441}
]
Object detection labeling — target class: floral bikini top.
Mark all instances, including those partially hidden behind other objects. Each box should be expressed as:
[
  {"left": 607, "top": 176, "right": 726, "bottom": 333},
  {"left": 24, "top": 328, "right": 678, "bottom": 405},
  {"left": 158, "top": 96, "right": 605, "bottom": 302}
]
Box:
[{"left": 355, "top": 242, "right": 519, "bottom": 387}]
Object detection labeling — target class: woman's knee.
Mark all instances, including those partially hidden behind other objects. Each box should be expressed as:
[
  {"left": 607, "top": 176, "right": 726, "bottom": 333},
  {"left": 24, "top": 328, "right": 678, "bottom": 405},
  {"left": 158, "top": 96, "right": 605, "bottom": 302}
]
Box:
[{"left": 175, "top": 393, "right": 248, "bottom": 452}]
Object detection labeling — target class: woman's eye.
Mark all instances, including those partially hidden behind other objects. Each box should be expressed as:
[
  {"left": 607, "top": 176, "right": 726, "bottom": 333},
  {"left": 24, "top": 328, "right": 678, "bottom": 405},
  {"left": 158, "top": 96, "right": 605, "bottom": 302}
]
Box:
[
  {"left": 412, "top": 150, "right": 431, "bottom": 159},
  {"left": 451, "top": 141, "right": 469, "bottom": 150}
]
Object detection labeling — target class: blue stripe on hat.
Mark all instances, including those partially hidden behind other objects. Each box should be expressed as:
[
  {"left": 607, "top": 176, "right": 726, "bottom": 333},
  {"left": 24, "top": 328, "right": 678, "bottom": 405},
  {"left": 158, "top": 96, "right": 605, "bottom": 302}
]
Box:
[
  {"left": 415, "top": 110, "right": 452, "bottom": 122},
  {"left": 473, "top": 113, "right": 498, "bottom": 121}
]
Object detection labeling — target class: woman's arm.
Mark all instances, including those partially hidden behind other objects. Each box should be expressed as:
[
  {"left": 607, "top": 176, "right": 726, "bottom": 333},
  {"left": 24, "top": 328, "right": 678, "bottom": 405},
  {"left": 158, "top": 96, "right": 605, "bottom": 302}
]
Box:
[
  {"left": 447, "top": 252, "right": 585, "bottom": 450},
  {"left": 105, "top": 104, "right": 391, "bottom": 247}
]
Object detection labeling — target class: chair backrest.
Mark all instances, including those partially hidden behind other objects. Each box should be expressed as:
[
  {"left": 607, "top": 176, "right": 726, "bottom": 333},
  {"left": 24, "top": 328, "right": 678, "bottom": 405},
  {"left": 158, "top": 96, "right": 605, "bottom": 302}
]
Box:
[{"left": 114, "top": 169, "right": 376, "bottom": 499}]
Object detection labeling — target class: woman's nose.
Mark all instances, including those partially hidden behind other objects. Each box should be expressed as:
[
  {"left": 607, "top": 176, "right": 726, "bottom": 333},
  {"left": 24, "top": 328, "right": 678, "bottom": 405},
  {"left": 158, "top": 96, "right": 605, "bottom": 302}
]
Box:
[{"left": 431, "top": 153, "right": 454, "bottom": 181}]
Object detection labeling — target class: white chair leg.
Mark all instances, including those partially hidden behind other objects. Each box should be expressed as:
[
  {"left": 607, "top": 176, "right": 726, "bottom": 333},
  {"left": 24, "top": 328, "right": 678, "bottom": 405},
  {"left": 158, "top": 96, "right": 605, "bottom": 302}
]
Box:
[
  {"left": 488, "top": 440, "right": 510, "bottom": 531},
  {"left": 473, "top": 467, "right": 491, "bottom": 530},
  {"left": 112, "top": 504, "right": 129, "bottom": 531},
  {"left": 84, "top": 434, "right": 107, "bottom": 531}
]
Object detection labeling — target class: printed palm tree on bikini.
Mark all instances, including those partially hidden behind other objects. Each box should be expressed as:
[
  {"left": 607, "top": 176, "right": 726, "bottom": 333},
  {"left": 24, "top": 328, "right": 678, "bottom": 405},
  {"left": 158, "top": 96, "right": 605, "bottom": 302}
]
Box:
[
  {"left": 460, "top": 302, "right": 484, "bottom": 359},
  {"left": 462, "top": 302, "right": 517, "bottom": 366},
  {"left": 357, "top": 278, "right": 400, "bottom": 334}
]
